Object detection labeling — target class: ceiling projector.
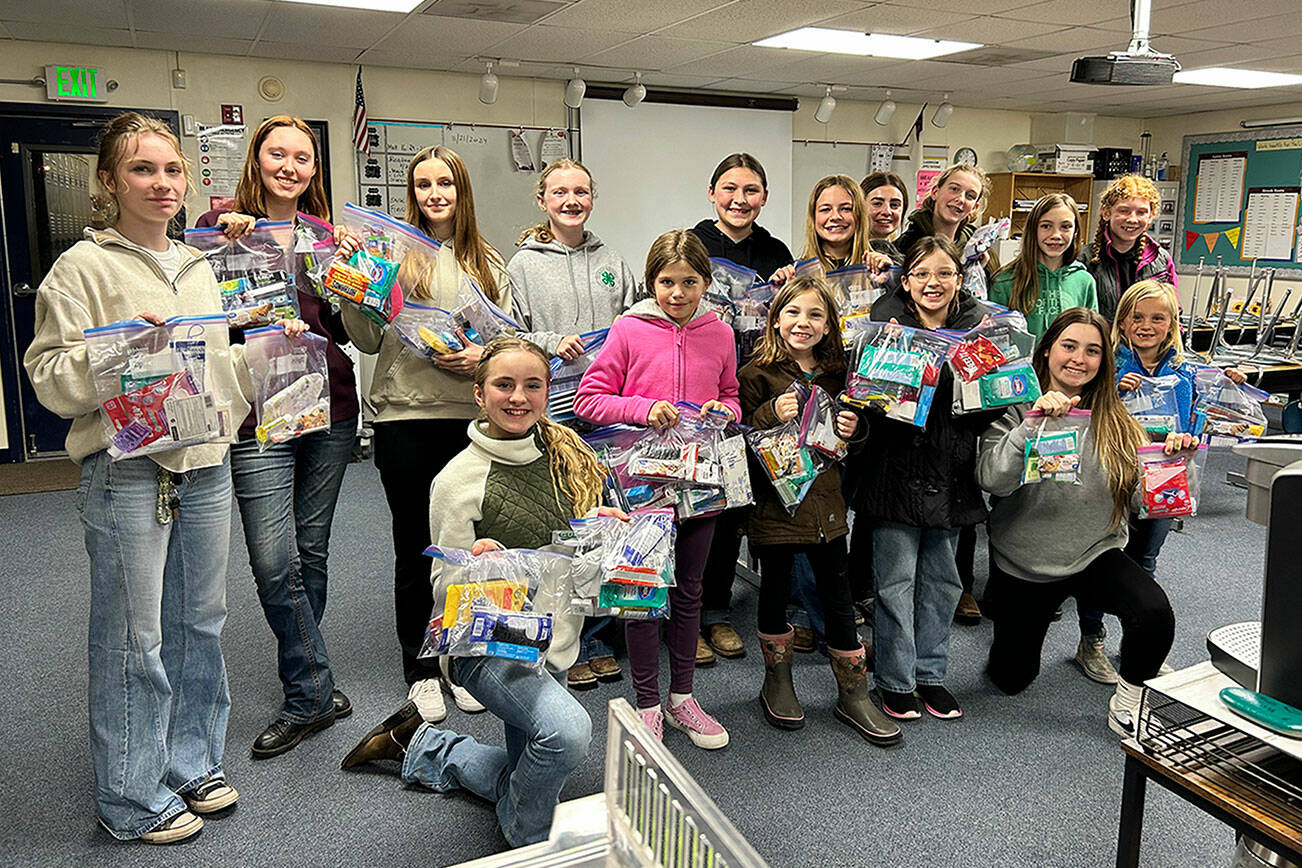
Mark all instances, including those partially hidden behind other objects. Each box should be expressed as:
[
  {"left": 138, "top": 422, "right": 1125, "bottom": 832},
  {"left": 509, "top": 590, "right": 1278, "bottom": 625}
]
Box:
[{"left": 1070, "top": 0, "right": 1179, "bottom": 86}]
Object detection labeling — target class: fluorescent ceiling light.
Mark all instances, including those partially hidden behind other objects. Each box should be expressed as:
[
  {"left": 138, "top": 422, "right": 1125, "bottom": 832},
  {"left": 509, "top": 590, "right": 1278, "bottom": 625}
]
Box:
[
  {"left": 1173, "top": 67, "right": 1302, "bottom": 89},
  {"left": 274, "top": 0, "right": 423, "bottom": 12},
  {"left": 754, "top": 27, "right": 980, "bottom": 60}
]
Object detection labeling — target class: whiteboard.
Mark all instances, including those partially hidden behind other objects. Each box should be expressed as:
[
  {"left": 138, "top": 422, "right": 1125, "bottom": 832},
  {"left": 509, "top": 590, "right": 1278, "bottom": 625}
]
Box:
[
  {"left": 356, "top": 120, "right": 574, "bottom": 259},
  {"left": 581, "top": 99, "right": 794, "bottom": 275}
]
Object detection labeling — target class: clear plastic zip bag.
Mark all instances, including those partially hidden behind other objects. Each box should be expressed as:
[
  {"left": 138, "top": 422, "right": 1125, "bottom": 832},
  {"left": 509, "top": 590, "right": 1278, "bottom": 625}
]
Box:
[
  {"left": 327, "top": 202, "right": 441, "bottom": 324},
  {"left": 561, "top": 511, "right": 676, "bottom": 620},
  {"left": 1192, "top": 367, "right": 1269, "bottom": 445},
  {"left": 244, "top": 327, "right": 331, "bottom": 450},
  {"left": 949, "top": 316, "right": 1037, "bottom": 383},
  {"left": 547, "top": 329, "right": 608, "bottom": 424},
  {"left": 745, "top": 418, "right": 827, "bottom": 515},
  {"left": 84, "top": 314, "right": 234, "bottom": 460},
  {"left": 584, "top": 424, "right": 679, "bottom": 512},
  {"left": 417, "top": 545, "right": 575, "bottom": 672},
  {"left": 1021, "top": 409, "right": 1090, "bottom": 485},
  {"left": 389, "top": 300, "right": 465, "bottom": 360},
  {"left": 294, "top": 211, "right": 338, "bottom": 299},
  {"left": 960, "top": 217, "right": 1009, "bottom": 301},
  {"left": 184, "top": 221, "right": 298, "bottom": 328},
  {"left": 952, "top": 359, "right": 1042, "bottom": 415},
  {"left": 826, "top": 264, "right": 888, "bottom": 319},
  {"left": 709, "top": 257, "right": 760, "bottom": 302},
  {"left": 797, "top": 382, "right": 849, "bottom": 461},
  {"left": 732, "top": 284, "right": 771, "bottom": 365},
  {"left": 1138, "top": 442, "right": 1207, "bottom": 518},
  {"left": 626, "top": 403, "right": 729, "bottom": 488},
  {"left": 450, "top": 276, "right": 519, "bottom": 345},
  {"left": 844, "top": 321, "right": 957, "bottom": 427},
  {"left": 1121, "top": 373, "right": 1185, "bottom": 437}
]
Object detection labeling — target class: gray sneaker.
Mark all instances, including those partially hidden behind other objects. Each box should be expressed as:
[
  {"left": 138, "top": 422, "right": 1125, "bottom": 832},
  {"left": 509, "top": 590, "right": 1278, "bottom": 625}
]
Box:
[{"left": 1075, "top": 636, "right": 1120, "bottom": 684}]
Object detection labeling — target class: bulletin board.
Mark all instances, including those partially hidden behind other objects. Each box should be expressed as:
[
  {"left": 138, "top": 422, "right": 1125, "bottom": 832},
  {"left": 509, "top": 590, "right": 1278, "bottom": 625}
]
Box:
[
  {"left": 355, "top": 119, "right": 575, "bottom": 256},
  {"left": 1178, "top": 126, "right": 1302, "bottom": 276}
]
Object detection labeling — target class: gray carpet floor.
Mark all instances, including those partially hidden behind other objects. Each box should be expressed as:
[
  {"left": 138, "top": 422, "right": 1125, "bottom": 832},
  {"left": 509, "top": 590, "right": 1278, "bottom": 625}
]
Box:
[{"left": 0, "top": 446, "right": 1268, "bottom": 867}]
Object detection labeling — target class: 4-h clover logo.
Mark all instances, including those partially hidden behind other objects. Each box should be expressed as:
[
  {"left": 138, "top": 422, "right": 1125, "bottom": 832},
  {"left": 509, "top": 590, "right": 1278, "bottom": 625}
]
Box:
[{"left": 600, "top": 269, "right": 615, "bottom": 287}]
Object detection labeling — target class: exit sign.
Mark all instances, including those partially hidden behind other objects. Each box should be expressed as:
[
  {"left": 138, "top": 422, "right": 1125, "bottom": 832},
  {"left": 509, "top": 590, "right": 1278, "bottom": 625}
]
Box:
[{"left": 45, "top": 65, "right": 108, "bottom": 103}]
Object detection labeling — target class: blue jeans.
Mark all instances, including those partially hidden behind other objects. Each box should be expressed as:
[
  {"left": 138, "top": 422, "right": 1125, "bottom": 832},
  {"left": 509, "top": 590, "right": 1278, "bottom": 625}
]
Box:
[
  {"left": 401, "top": 655, "right": 593, "bottom": 847},
  {"left": 230, "top": 417, "right": 355, "bottom": 722},
  {"left": 575, "top": 616, "right": 615, "bottom": 664},
  {"left": 79, "top": 451, "right": 233, "bottom": 839},
  {"left": 871, "top": 521, "right": 961, "bottom": 693},
  {"left": 787, "top": 553, "right": 826, "bottom": 645}
]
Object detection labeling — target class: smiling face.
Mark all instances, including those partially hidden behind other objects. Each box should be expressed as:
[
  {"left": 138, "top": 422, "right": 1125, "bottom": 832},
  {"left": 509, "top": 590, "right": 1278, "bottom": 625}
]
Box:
[
  {"left": 1104, "top": 196, "right": 1153, "bottom": 252},
  {"left": 474, "top": 349, "right": 549, "bottom": 438},
  {"left": 1044, "top": 322, "right": 1104, "bottom": 396},
  {"left": 257, "top": 125, "right": 316, "bottom": 208},
  {"left": 539, "top": 166, "right": 592, "bottom": 237},
  {"left": 930, "top": 170, "right": 982, "bottom": 233},
  {"left": 708, "top": 167, "right": 767, "bottom": 237},
  {"left": 99, "top": 132, "right": 186, "bottom": 230},
  {"left": 1035, "top": 203, "right": 1077, "bottom": 267},
  {"left": 905, "top": 249, "right": 960, "bottom": 325},
  {"left": 776, "top": 289, "right": 831, "bottom": 361},
  {"left": 864, "top": 184, "right": 905, "bottom": 240},
  {"left": 653, "top": 260, "right": 707, "bottom": 325},
  {"left": 413, "top": 157, "right": 457, "bottom": 239},
  {"left": 1122, "top": 295, "right": 1173, "bottom": 355},
  {"left": 814, "top": 183, "right": 856, "bottom": 250}
]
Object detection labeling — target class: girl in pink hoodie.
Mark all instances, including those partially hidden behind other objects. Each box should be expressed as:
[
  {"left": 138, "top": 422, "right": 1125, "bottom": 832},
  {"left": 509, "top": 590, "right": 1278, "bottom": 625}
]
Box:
[{"left": 575, "top": 230, "right": 740, "bottom": 749}]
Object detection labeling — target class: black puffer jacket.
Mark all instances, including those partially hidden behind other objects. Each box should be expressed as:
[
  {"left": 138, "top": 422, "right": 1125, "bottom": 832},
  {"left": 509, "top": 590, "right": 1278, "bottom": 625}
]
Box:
[{"left": 851, "top": 285, "right": 1001, "bottom": 529}]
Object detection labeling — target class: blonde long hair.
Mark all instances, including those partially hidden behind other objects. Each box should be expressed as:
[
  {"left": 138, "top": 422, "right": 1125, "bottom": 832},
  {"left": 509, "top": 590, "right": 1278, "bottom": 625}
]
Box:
[
  {"left": 517, "top": 158, "right": 595, "bottom": 246},
  {"left": 233, "top": 116, "right": 330, "bottom": 221},
  {"left": 1032, "top": 308, "right": 1148, "bottom": 529},
  {"left": 405, "top": 145, "right": 504, "bottom": 302},
  {"left": 999, "top": 193, "right": 1082, "bottom": 315},
  {"left": 801, "top": 175, "right": 869, "bottom": 273},
  {"left": 1112, "top": 280, "right": 1185, "bottom": 368},
  {"left": 749, "top": 276, "right": 846, "bottom": 372},
  {"left": 473, "top": 336, "right": 603, "bottom": 516},
  {"left": 914, "top": 163, "right": 988, "bottom": 229}
]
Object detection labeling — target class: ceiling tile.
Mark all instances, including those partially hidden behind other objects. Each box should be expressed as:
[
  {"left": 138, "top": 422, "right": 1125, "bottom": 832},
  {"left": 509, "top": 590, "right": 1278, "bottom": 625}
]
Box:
[
  {"left": 658, "top": 0, "right": 866, "bottom": 43},
  {"left": 2, "top": 0, "right": 128, "bottom": 28},
  {"left": 1001, "top": 27, "right": 1124, "bottom": 54},
  {"left": 250, "top": 40, "right": 364, "bottom": 64},
  {"left": 1001, "top": 0, "right": 1145, "bottom": 27},
  {"left": 705, "top": 77, "right": 803, "bottom": 92},
  {"left": 816, "top": 5, "right": 976, "bottom": 35},
  {"left": 909, "top": 15, "right": 1061, "bottom": 45},
  {"left": 479, "top": 24, "right": 632, "bottom": 63},
  {"left": 582, "top": 35, "right": 738, "bottom": 70},
  {"left": 539, "top": 0, "right": 729, "bottom": 34},
  {"left": 759, "top": 52, "right": 919, "bottom": 86},
  {"left": 881, "top": 0, "right": 1031, "bottom": 12},
  {"left": 1183, "top": 13, "right": 1301, "bottom": 44},
  {"left": 1173, "top": 44, "right": 1291, "bottom": 71},
  {"left": 4, "top": 22, "right": 136, "bottom": 46},
  {"left": 662, "top": 45, "right": 806, "bottom": 78},
  {"left": 134, "top": 32, "right": 255, "bottom": 55},
  {"left": 639, "top": 72, "right": 736, "bottom": 89},
  {"left": 362, "top": 14, "right": 525, "bottom": 59},
  {"left": 1153, "top": 0, "right": 1275, "bottom": 31},
  {"left": 130, "top": 0, "right": 270, "bottom": 39},
  {"left": 258, "top": 4, "right": 403, "bottom": 47}
]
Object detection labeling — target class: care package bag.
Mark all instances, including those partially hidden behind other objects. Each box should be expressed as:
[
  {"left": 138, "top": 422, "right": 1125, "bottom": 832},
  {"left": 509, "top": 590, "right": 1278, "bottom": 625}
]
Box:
[
  {"left": 185, "top": 220, "right": 297, "bottom": 328},
  {"left": 244, "top": 327, "right": 331, "bottom": 449}
]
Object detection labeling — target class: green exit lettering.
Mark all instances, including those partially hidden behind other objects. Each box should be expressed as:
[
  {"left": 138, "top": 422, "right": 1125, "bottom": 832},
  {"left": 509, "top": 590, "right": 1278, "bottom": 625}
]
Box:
[{"left": 45, "top": 65, "right": 107, "bottom": 102}]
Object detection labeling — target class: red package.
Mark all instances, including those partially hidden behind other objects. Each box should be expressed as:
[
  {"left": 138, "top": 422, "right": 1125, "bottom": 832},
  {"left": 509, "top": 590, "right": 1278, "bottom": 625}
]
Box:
[
  {"left": 1142, "top": 463, "right": 1192, "bottom": 518},
  {"left": 102, "top": 371, "right": 198, "bottom": 450},
  {"left": 952, "top": 336, "right": 1008, "bottom": 382}
]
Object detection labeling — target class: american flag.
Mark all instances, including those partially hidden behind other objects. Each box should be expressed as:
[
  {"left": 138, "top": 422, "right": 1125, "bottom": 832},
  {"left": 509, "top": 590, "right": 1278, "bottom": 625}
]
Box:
[{"left": 352, "top": 66, "right": 369, "bottom": 155}]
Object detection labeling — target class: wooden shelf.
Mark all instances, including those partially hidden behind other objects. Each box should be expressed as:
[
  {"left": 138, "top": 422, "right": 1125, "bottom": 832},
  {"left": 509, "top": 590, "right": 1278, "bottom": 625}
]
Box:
[{"left": 987, "top": 172, "right": 1095, "bottom": 239}]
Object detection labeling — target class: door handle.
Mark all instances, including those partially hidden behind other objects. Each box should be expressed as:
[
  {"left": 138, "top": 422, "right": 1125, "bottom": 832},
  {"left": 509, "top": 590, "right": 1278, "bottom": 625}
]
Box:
[{"left": 12, "top": 282, "right": 34, "bottom": 297}]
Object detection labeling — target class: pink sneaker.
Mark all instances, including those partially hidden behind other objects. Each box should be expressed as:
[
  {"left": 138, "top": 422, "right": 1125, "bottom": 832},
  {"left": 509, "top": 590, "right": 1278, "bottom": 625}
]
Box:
[
  {"left": 664, "top": 696, "right": 729, "bottom": 749},
  {"left": 638, "top": 706, "right": 663, "bottom": 741}
]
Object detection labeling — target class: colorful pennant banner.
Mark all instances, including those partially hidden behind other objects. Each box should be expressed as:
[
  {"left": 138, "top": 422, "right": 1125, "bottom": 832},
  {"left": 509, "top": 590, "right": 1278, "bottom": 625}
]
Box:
[{"left": 1186, "top": 226, "right": 1243, "bottom": 253}]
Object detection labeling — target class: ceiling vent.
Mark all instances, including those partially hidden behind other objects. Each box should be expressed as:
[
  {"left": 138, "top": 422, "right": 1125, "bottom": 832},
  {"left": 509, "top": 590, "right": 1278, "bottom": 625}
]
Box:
[{"left": 938, "top": 47, "right": 1059, "bottom": 67}]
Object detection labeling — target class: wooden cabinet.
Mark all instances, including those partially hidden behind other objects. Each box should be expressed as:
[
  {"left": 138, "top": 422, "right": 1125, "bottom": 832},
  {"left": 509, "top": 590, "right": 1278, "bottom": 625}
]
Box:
[{"left": 986, "top": 172, "right": 1094, "bottom": 239}]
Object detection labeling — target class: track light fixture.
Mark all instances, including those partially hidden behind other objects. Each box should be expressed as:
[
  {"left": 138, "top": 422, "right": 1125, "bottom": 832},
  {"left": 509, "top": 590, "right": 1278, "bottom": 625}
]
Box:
[
  {"left": 479, "top": 60, "right": 499, "bottom": 105},
  {"left": 874, "top": 90, "right": 896, "bottom": 126},
  {"left": 931, "top": 93, "right": 954, "bottom": 128},
  {"left": 623, "top": 72, "right": 646, "bottom": 108},
  {"left": 564, "top": 67, "right": 586, "bottom": 109},
  {"left": 814, "top": 85, "right": 836, "bottom": 124}
]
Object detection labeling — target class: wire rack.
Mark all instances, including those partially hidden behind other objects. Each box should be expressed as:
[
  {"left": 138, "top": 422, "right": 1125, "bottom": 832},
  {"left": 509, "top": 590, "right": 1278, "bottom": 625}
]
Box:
[{"left": 1137, "top": 687, "right": 1302, "bottom": 830}]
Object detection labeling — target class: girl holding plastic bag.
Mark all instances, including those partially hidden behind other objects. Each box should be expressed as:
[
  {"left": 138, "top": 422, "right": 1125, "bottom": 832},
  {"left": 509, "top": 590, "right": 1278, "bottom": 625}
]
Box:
[
  {"left": 739, "top": 275, "right": 901, "bottom": 746},
  {"left": 575, "top": 230, "right": 740, "bottom": 749},
  {"left": 508, "top": 158, "right": 638, "bottom": 362},
  {"left": 988, "top": 193, "right": 1098, "bottom": 339},
  {"left": 21, "top": 112, "right": 290, "bottom": 843},
  {"left": 851, "top": 236, "right": 999, "bottom": 722},
  {"left": 194, "top": 115, "right": 361, "bottom": 756},
  {"left": 771, "top": 175, "right": 893, "bottom": 286},
  {"left": 341, "top": 336, "right": 617, "bottom": 847},
  {"left": 689, "top": 153, "right": 794, "bottom": 281},
  {"left": 859, "top": 171, "right": 910, "bottom": 263},
  {"left": 977, "top": 307, "right": 1194, "bottom": 737},
  {"left": 340, "top": 146, "right": 512, "bottom": 722}
]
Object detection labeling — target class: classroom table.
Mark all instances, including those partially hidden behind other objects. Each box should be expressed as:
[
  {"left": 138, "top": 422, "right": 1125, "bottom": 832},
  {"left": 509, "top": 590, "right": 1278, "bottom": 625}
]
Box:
[
  {"left": 1190, "top": 323, "right": 1295, "bottom": 353},
  {"left": 1116, "top": 739, "right": 1302, "bottom": 868}
]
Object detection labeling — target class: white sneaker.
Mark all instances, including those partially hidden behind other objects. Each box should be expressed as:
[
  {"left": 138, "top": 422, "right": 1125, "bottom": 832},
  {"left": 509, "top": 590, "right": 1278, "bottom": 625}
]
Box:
[
  {"left": 450, "top": 682, "right": 485, "bottom": 714},
  {"left": 408, "top": 678, "right": 447, "bottom": 723},
  {"left": 1108, "top": 678, "right": 1145, "bottom": 737}
]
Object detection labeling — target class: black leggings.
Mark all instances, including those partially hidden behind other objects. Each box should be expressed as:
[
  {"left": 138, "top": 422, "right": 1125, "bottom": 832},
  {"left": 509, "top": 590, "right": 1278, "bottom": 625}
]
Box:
[
  {"left": 986, "top": 547, "right": 1174, "bottom": 694},
  {"left": 754, "top": 538, "right": 857, "bottom": 651}
]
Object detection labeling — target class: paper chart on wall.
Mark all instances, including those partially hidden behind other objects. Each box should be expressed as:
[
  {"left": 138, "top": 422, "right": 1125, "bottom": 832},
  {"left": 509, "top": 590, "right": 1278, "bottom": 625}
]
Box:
[
  {"left": 1193, "top": 152, "right": 1246, "bottom": 223},
  {"left": 539, "top": 129, "right": 569, "bottom": 166},
  {"left": 1241, "top": 186, "right": 1300, "bottom": 261},
  {"left": 196, "top": 123, "right": 246, "bottom": 206}
]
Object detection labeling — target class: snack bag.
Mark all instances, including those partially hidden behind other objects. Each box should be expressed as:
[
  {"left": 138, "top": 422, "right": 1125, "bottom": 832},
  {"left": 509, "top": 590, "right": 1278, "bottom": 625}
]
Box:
[
  {"left": 547, "top": 329, "right": 608, "bottom": 424},
  {"left": 626, "top": 403, "right": 729, "bottom": 489},
  {"left": 1021, "top": 409, "right": 1090, "bottom": 485},
  {"left": 185, "top": 221, "right": 298, "bottom": 328},
  {"left": 450, "top": 276, "right": 518, "bottom": 345},
  {"left": 584, "top": 424, "right": 680, "bottom": 513},
  {"left": 1138, "top": 443, "right": 1206, "bottom": 518},
  {"left": 1121, "top": 373, "right": 1185, "bottom": 437},
  {"left": 826, "top": 264, "right": 886, "bottom": 319},
  {"left": 960, "top": 217, "right": 1009, "bottom": 300},
  {"left": 244, "top": 327, "right": 331, "bottom": 450},
  {"left": 389, "top": 300, "right": 465, "bottom": 360},
  {"left": 844, "top": 322, "right": 956, "bottom": 427},
  {"left": 329, "top": 202, "right": 441, "bottom": 324},
  {"left": 732, "top": 284, "right": 771, "bottom": 365},
  {"left": 709, "top": 257, "right": 759, "bottom": 301},
  {"left": 797, "top": 383, "right": 849, "bottom": 461},
  {"left": 1191, "top": 367, "right": 1269, "bottom": 445},
  {"left": 954, "top": 359, "right": 1042, "bottom": 415},
  {"left": 84, "top": 315, "right": 234, "bottom": 459},
  {"left": 949, "top": 317, "right": 1036, "bottom": 383},
  {"left": 294, "top": 211, "right": 338, "bottom": 299},
  {"left": 418, "top": 546, "right": 574, "bottom": 671},
  {"left": 745, "top": 420, "right": 826, "bottom": 514}
]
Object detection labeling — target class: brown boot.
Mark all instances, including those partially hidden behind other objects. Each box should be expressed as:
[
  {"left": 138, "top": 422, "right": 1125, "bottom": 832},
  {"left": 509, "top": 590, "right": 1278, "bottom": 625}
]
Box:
[
  {"left": 758, "top": 629, "right": 804, "bottom": 730},
  {"left": 340, "top": 700, "right": 424, "bottom": 769},
  {"left": 829, "top": 647, "right": 902, "bottom": 746}
]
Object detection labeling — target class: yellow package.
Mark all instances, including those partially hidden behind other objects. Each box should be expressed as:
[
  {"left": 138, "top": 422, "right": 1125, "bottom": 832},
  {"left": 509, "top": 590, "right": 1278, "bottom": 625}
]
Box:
[{"left": 442, "top": 580, "right": 528, "bottom": 631}]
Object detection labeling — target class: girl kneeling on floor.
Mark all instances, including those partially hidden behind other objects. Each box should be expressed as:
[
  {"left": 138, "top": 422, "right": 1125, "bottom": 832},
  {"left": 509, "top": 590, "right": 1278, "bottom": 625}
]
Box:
[
  {"left": 977, "top": 307, "right": 1191, "bottom": 736},
  {"left": 739, "top": 275, "right": 901, "bottom": 746},
  {"left": 341, "top": 336, "right": 617, "bottom": 847}
]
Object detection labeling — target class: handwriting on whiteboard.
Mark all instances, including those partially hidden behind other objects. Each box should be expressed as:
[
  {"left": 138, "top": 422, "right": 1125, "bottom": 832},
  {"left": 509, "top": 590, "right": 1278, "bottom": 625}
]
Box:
[{"left": 447, "top": 130, "right": 489, "bottom": 147}]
